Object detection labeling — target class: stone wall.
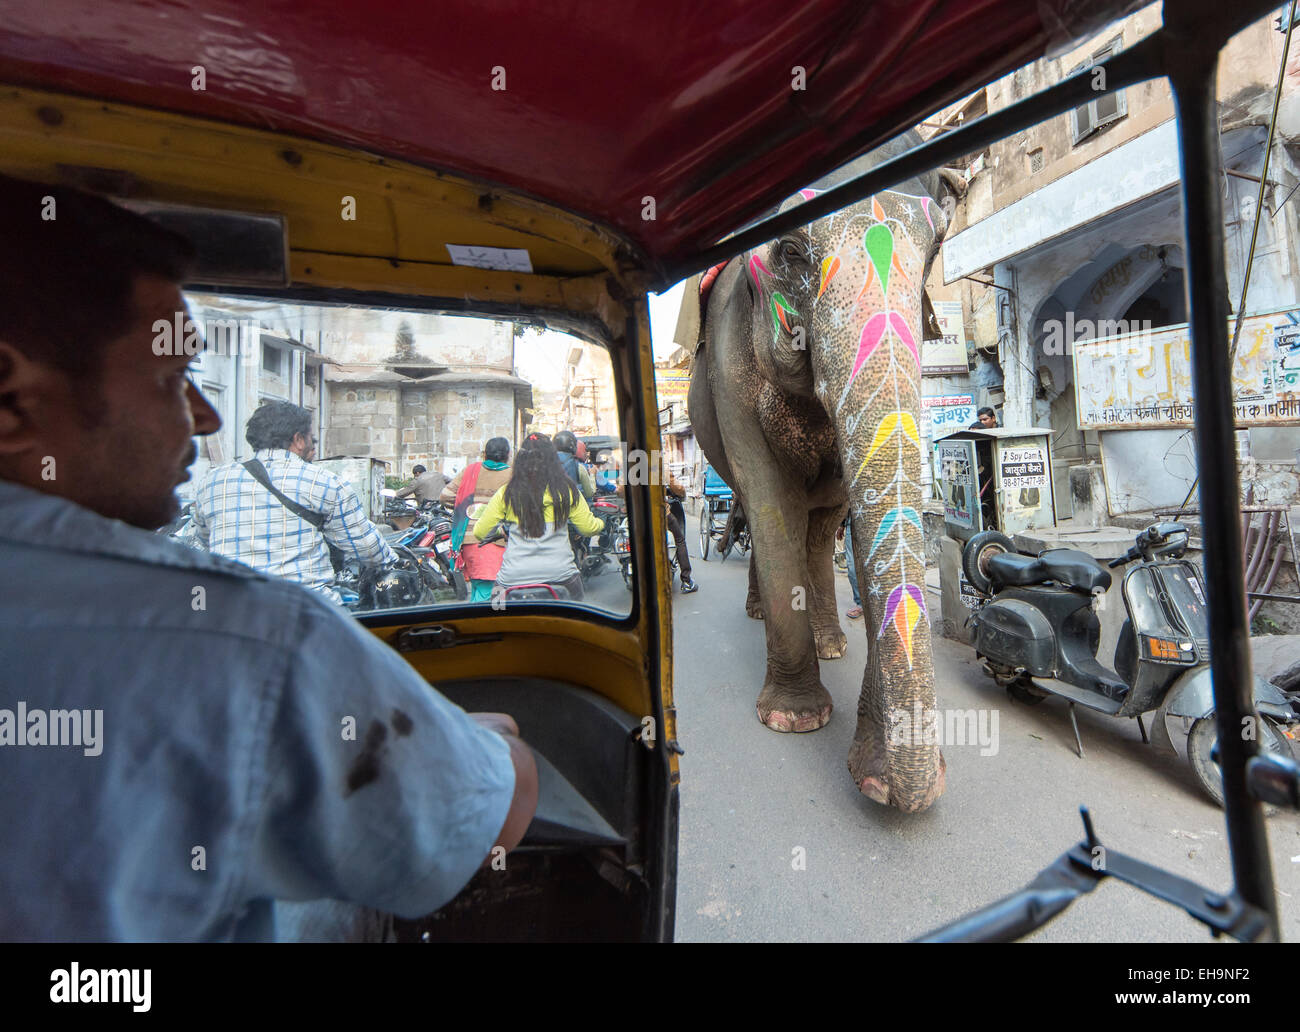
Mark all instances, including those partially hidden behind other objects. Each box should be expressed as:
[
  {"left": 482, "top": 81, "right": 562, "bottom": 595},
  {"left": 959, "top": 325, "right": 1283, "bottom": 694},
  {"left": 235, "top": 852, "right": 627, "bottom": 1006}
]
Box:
[{"left": 327, "top": 382, "right": 516, "bottom": 475}]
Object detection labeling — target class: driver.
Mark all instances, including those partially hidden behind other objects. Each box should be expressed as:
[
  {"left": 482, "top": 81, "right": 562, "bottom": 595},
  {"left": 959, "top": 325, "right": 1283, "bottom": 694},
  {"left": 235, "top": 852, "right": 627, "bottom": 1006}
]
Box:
[
  {"left": 187, "top": 400, "right": 399, "bottom": 603},
  {"left": 0, "top": 172, "right": 538, "bottom": 941}
]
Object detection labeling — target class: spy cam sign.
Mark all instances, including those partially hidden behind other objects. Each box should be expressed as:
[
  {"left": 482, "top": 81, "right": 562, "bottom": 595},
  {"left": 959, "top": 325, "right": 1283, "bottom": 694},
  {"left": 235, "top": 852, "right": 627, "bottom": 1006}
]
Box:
[{"left": 999, "top": 446, "right": 1047, "bottom": 489}]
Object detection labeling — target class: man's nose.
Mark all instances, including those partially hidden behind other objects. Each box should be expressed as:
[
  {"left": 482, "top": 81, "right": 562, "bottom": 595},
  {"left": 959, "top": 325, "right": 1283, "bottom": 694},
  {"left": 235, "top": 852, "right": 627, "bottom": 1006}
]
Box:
[{"left": 187, "top": 379, "right": 222, "bottom": 435}]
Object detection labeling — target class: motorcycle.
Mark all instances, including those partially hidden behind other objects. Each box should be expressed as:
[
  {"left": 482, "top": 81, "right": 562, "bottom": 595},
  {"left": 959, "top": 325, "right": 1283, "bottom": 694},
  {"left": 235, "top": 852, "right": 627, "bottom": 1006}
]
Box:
[
  {"left": 963, "top": 522, "right": 1300, "bottom": 806},
  {"left": 567, "top": 492, "right": 627, "bottom": 581}
]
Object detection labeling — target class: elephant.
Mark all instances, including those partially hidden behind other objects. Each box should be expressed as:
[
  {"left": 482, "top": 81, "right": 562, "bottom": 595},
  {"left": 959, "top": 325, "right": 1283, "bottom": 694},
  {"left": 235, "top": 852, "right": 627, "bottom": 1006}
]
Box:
[{"left": 686, "top": 134, "right": 965, "bottom": 812}]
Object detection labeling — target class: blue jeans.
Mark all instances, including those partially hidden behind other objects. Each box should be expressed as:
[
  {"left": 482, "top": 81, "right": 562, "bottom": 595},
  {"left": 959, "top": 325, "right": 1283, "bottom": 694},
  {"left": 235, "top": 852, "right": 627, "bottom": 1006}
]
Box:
[{"left": 844, "top": 522, "right": 861, "bottom": 606}]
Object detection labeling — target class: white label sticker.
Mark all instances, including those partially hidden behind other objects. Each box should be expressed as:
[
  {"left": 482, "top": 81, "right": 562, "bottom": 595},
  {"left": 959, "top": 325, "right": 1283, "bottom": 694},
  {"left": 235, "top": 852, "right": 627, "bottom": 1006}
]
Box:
[{"left": 446, "top": 245, "right": 533, "bottom": 273}]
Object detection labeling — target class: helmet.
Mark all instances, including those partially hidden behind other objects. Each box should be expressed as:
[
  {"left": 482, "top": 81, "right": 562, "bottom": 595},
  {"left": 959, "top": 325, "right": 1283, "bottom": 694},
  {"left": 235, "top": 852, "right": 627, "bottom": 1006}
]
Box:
[{"left": 553, "top": 430, "right": 577, "bottom": 454}]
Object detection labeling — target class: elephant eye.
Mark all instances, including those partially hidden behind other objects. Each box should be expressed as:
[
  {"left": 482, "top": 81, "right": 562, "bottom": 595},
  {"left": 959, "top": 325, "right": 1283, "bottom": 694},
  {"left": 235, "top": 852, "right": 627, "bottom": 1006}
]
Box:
[{"left": 779, "top": 239, "right": 806, "bottom": 265}]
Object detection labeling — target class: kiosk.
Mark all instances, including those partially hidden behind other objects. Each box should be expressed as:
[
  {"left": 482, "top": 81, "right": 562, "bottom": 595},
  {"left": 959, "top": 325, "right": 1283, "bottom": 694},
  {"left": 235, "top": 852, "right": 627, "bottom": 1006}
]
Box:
[{"left": 933, "top": 427, "right": 1057, "bottom": 542}]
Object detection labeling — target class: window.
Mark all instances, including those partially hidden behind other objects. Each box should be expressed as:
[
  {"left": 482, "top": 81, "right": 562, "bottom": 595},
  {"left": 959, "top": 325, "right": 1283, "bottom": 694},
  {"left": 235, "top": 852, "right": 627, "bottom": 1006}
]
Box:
[
  {"left": 261, "top": 342, "right": 284, "bottom": 377},
  {"left": 1070, "top": 35, "right": 1127, "bottom": 144},
  {"left": 1028, "top": 148, "right": 1044, "bottom": 174}
]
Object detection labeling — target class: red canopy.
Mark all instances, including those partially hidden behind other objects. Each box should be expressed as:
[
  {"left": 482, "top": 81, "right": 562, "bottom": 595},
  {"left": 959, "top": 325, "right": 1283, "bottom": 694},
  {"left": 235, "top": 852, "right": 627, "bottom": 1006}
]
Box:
[{"left": 0, "top": 0, "right": 1140, "bottom": 269}]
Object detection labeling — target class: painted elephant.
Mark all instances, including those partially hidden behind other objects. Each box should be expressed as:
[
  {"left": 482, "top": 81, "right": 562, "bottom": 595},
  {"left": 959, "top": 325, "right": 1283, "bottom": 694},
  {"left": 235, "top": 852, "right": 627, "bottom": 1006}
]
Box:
[{"left": 687, "top": 135, "right": 964, "bottom": 812}]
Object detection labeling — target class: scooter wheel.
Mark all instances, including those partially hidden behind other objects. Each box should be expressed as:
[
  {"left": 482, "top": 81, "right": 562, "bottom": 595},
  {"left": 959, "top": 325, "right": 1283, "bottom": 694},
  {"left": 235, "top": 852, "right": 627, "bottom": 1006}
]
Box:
[
  {"left": 1187, "top": 715, "right": 1296, "bottom": 808},
  {"left": 962, "top": 530, "right": 1016, "bottom": 595}
]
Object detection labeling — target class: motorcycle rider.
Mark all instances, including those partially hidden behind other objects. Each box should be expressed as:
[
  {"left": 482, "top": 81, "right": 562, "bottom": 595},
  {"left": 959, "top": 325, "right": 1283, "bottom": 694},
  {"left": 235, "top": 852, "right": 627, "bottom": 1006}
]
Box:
[
  {"left": 394, "top": 463, "right": 450, "bottom": 505},
  {"left": 552, "top": 429, "right": 595, "bottom": 502},
  {"left": 473, "top": 432, "right": 604, "bottom": 602},
  {"left": 188, "top": 400, "right": 398, "bottom": 603}
]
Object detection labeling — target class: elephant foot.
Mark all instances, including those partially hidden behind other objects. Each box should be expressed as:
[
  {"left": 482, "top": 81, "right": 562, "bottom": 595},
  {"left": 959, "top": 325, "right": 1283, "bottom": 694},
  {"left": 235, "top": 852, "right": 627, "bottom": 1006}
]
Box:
[
  {"left": 745, "top": 599, "right": 764, "bottom": 620},
  {"left": 847, "top": 729, "right": 947, "bottom": 812},
  {"left": 756, "top": 681, "right": 832, "bottom": 733},
  {"left": 814, "top": 626, "right": 847, "bottom": 660}
]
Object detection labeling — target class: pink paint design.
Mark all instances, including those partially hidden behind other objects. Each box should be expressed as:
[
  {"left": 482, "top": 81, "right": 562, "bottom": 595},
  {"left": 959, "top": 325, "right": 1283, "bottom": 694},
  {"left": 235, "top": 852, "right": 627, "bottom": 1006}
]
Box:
[
  {"left": 920, "top": 196, "right": 933, "bottom": 230},
  {"left": 850, "top": 312, "right": 888, "bottom": 382},
  {"left": 799, "top": 188, "right": 823, "bottom": 200},
  {"left": 887, "top": 311, "right": 919, "bottom": 365},
  {"left": 748, "top": 253, "right": 770, "bottom": 289}
]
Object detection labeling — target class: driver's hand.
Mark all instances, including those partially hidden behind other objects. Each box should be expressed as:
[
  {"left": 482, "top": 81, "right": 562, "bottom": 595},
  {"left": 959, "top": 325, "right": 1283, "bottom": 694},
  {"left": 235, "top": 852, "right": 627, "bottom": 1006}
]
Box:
[{"left": 469, "top": 712, "right": 520, "bottom": 738}]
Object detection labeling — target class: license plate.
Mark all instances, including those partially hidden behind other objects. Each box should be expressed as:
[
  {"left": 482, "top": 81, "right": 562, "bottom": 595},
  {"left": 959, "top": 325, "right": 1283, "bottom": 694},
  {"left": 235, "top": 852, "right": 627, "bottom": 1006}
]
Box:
[{"left": 434, "top": 540, "right": 451, "bottom": 555}]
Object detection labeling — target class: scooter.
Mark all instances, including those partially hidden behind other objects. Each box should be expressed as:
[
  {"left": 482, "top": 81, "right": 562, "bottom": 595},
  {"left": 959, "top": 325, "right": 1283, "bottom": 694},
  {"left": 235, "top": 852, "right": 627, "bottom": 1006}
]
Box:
[{"left": 962, "top": 522, "right": 1299, "bottom": 806}]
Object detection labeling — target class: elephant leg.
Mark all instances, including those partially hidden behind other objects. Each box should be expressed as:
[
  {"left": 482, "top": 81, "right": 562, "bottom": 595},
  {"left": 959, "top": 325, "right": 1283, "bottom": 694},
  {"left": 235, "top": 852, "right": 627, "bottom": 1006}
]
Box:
[
  {"left": 745, "top": 543, "right": 763, "bottom": 619},
  {"left": 745, "top": 497, "right": 832, "bottom": 732},
  {"left": 805, "top": 504, "right": 847, "bottom": 660}
]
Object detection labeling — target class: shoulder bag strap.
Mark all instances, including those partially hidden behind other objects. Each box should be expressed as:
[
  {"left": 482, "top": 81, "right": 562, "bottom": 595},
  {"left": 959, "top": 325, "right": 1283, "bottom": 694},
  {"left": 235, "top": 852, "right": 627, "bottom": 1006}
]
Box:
[{"left": 242, "top": 459, "right": 328, "bottom": 530}]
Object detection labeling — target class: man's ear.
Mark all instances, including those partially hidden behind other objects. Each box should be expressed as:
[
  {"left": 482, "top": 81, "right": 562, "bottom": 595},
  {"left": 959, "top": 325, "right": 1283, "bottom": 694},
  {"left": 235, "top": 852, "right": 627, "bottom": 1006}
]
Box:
[{"left": 0, "top": 341, "right": 50, "bottom": 455}]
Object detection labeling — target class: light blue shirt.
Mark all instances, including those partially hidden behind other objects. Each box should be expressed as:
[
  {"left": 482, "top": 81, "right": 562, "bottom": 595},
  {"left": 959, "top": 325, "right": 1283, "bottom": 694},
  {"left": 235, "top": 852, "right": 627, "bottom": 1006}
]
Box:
[{"left": 0, "top": 479, "right": 515, "bottom": 941}]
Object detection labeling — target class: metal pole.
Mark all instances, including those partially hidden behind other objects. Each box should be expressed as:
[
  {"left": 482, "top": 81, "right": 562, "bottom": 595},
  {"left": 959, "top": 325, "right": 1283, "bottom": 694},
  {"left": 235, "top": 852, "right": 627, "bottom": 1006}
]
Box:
[
  {"left": 1166, "top": 7, "right": 1278, "bottom": 940},
  {"left": 1229, "top": 0, "right": 1296, "bottom": 360}
]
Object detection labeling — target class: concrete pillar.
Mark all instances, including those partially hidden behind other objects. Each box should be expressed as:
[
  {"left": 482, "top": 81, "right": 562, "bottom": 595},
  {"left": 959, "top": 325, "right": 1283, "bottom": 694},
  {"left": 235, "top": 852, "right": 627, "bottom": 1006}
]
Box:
[{"left": 1069, "top": 462, "right": 1108, "bottom": 528}]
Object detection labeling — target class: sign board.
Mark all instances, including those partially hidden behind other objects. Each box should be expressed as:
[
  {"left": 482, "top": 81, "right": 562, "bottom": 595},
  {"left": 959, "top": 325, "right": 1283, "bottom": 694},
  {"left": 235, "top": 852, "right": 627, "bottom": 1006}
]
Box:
[
  {"left": 1073, "top": 308, "right": 1300, "bottom": 428},
  {"left": 921, "top": 394, "right": 976, "bottom": 439},
  {"left": 655, "top": 371, "right": 692, "bottom": 403},
  {"left": 923, "top": 300, "right": 970, "bottom": 376},
  {"left": 998, "top": 445, "right": 1049, "bottom": 489},
  {"left": 958, "top": 574, "right": 983, "bottom": 610},
  {"left": 935, "top": 438, "right": 978, "bottom": 530}
]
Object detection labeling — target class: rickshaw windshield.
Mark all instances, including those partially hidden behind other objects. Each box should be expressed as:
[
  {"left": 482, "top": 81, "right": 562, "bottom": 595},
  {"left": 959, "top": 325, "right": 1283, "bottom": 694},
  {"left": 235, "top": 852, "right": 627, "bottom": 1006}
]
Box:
[{"left": 175, "top": 293, "right": 633, "bottom": 619}]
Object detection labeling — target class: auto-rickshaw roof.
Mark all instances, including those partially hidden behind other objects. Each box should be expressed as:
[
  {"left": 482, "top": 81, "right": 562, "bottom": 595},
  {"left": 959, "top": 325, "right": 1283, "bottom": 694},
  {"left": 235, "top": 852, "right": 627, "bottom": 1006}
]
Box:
[{"left": 0, "top": 0, "right": 1146, "bottom": 284}]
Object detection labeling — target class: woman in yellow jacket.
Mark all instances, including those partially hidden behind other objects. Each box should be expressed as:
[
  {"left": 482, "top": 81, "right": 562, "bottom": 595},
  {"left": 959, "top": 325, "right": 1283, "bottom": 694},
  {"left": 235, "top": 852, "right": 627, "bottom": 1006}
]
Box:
[{"left": 473, "top": 432, "right": 604, "bottom": 602}]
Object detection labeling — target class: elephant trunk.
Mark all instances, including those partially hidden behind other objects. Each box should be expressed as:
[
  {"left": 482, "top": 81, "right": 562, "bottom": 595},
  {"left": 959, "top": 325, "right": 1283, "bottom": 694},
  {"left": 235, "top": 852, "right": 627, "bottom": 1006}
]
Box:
[{"left": 831, "top": 330, "right": 945, "bottom": 812}]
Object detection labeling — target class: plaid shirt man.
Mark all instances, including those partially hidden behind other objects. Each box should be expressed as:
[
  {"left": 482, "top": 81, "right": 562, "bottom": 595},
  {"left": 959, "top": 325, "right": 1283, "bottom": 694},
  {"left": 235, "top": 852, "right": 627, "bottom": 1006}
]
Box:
[{"left": 188, "top": 449, "right": 397, "bottom": 597}]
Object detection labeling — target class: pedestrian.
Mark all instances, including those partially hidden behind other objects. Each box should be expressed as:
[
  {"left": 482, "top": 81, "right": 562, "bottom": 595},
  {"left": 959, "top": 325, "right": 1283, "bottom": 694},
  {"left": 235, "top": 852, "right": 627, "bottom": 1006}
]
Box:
[
  {"left": 661, "top": 456, "right": 698, "bottom": 593},
  {"left": 441, "top": 436, "right": 513, "bottom": 601},
  {"left": 473, "top": 431, "right": 604, "bottom": 602},
  {"left": 395, "top": 463, "right": 450, "bottom": 505},
  {"left": 0, "top": 171, "right": 537, "bottom": 941},
  {"left": 843, "top": 519, "right": 863, "bottom": 619},
  {"left": 188, "top": 400, "right": 397, "bottom": 603}
]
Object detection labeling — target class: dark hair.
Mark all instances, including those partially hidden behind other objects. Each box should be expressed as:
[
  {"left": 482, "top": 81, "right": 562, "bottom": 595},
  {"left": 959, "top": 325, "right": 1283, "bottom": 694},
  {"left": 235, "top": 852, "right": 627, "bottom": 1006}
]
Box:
[
  {"left": 484, "top": 437, "right": 511, "bottom": 463},
  {"left": 0, "top": 173, "right": 195, "bottom": 386},
  {"left": 246, "top": 400, "right": 313, "bottom": 451},
  {"left": 977, "top": 407, "right": 996, "bottom": 419},
  {"left": 412, "top": 465, "right": 427, "bottom": 475},
  {"left": 552, "top": 430, "right": 577, "bottom": 454},
  {"left": 502, "top": 432, "right": 576, "bottom": 536}
]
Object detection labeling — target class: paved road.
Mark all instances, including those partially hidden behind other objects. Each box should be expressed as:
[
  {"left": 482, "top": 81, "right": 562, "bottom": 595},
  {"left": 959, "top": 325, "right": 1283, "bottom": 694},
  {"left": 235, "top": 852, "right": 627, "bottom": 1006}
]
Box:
[{"left": 669, "top": 549, "right": 1300, "bottom": 942}]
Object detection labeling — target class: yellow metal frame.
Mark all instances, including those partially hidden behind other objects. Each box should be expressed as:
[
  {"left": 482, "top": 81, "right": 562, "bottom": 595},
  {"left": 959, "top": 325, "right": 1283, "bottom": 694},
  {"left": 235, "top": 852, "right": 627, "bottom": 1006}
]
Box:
[{"left": 0, "top": 84, "right": 678, "bottom": 778}]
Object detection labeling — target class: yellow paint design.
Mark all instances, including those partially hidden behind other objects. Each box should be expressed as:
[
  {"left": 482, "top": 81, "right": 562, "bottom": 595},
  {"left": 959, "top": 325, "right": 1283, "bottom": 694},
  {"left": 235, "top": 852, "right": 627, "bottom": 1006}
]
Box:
[{"left": 857, "top": 411, "right": 919, "bottom": 475}]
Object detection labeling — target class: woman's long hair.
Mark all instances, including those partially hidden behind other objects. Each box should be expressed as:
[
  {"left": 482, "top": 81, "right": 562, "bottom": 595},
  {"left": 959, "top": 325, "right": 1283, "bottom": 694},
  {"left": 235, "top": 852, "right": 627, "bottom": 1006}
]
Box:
[{"left": 502, "top": 432, "right": 577, "bottom": 537}]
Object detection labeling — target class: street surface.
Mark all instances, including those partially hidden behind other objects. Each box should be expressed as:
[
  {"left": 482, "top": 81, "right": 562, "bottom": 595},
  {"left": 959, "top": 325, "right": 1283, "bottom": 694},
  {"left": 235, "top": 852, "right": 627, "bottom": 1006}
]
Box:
[{"left": 669, "top": 548, "right": 1300, "bottom": 942}]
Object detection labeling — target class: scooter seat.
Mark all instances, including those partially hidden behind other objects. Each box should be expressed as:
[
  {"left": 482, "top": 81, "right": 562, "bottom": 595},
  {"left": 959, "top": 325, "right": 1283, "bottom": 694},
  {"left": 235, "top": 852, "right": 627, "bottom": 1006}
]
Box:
[{"left": 987, "top": 548, "right": 1111, "bottom": 594}]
